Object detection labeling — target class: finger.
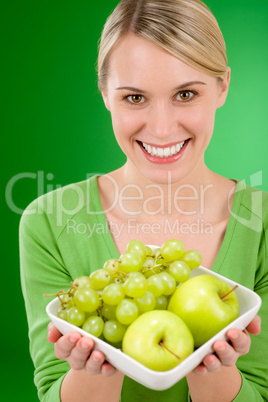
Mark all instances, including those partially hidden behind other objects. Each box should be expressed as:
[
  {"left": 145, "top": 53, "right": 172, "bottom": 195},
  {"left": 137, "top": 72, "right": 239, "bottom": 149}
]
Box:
[
  {"left": 213, "top": 340, "right": 238, "bottom": 366},
  {"left": 192, "top": 363, "right": 208, "bottom": 376},
  {"left": 246, "top": 315, "right": 261, "bottom": 335},
  {"left": 68, "top": 337, "right": 95, "bottom": 370},
  {"left": 202, "top": 353, "right": 222, "bottom": 372},
  {"left": 101, "top": 361, "right": 118, "bottom": 377},
  {"left": 47, "top": 323, "right": 62, "bottom": 343},
  {"left": 54, "top": 332, "right": 81, "bottom": 360},
  {"left": 227, "top": 329, "right": 251, "bottom": 355},
  {"left": 85, "top": 350, "right": 106, "bottom": 375}
]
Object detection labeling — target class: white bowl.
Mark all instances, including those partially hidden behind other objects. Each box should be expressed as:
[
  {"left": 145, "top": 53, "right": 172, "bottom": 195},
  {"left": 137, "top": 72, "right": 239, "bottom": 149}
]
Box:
[{"left": 46, "top": 247, "right": 261, "bottom": 391}]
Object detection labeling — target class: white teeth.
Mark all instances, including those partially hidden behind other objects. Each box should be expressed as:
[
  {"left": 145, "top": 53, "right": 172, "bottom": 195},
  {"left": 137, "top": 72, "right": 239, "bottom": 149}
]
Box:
[
  {"left": 157, "top": 148, "right": 164, "bottom": 157},
  {"left": 143, "top": 142, "right": 148, "bottom": 151},
  {"left": 164, "top": 147, "right": 170, "bottom": 157},
  {"left": 141, "top": 141, "right": 186, "bottom": 158}
]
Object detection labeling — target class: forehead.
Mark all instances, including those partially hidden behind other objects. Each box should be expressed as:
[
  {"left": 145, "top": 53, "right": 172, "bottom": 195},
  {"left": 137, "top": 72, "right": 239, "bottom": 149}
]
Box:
[{"left": 107, "top": 34, "right": 212, "bottom": 88}]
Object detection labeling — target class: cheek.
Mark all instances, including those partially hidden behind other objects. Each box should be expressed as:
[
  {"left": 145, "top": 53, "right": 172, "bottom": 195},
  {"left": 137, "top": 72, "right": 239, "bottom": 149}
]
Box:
[
  {"left": 191, "top": 104, "right": 216, "bottom": 135},
  {"left": 110, "top": 109, "right": 144, "bottom": 140}
]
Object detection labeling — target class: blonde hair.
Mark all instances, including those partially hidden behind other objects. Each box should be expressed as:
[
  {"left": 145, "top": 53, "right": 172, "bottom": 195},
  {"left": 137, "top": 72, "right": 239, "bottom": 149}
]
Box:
[{"left": 97, "top": 0, "right": 227, "bottom": 91}]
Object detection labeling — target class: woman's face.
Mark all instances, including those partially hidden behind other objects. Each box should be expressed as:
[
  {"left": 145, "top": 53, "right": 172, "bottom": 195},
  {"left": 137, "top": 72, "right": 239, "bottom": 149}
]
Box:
[{"left": 102, "top": 34, "right": 230, "bottom": 185}]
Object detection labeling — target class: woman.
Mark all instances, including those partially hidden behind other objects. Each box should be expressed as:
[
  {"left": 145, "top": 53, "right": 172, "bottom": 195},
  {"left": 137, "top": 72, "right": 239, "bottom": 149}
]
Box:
[{"left": 20, "top": 0, "right": 267, "bottom": 401}]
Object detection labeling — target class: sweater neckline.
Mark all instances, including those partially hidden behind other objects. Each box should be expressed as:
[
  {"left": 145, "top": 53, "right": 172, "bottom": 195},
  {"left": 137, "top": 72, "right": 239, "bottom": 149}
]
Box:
[{"left": 89, "top": 174, "right": 244, "bottom": 272}]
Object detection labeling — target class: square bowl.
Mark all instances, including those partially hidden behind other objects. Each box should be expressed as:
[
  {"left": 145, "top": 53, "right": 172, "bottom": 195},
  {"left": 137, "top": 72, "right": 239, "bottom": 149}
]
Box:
[{"left": 46, "top": 247, "right": 261, "bottom": 391}]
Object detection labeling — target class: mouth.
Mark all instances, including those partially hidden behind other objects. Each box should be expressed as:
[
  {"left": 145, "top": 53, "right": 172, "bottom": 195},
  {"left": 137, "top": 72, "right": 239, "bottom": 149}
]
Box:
[{"left": 137, "top": 139, "right": 189, "bottom": 164}]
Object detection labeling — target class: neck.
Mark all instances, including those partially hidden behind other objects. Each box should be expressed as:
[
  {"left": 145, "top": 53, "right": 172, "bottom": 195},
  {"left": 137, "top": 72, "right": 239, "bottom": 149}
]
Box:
[{"left": 99, "top": 161, "right": 224, "bottom": 218}]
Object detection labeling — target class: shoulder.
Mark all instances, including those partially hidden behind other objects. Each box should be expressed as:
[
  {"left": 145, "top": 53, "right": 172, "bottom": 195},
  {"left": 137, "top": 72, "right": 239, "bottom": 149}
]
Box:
[{"left": 19, "top": 175, "right": 100, "bottom": 239}]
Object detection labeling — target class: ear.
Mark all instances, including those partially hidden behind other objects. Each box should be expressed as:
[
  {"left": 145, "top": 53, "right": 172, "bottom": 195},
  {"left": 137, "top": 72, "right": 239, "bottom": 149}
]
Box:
[
  {"left": 216, "top": 67, "right": 231, "bottom": 109},
  {"left": 102, "top": 92, "right": 110, "bottom": 111}
]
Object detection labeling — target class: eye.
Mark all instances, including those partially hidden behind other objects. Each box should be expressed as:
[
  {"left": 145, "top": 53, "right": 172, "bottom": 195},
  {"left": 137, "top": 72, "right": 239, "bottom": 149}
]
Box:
[
  {"left": 176, "top": 90, "right": 196, "bottom": 101},
  {"left": 126, "top": 94, "right": 145, "bottom": 104}
]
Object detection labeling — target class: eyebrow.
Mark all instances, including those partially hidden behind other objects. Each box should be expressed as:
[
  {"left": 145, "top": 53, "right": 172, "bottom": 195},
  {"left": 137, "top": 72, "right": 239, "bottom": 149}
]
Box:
[{"left": 115, "top": 81, "right": 207, "bottom": 93}]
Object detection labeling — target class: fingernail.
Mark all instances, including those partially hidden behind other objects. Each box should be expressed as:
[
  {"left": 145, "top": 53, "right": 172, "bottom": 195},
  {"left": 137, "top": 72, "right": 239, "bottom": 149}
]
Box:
[
  {"left": 81, "top": 341, "right": 90, "bottom": 349},
  {"left": 92, "top": 354, "right": 100, "bottom": 362},
  {"left": 217, "top": 344, "right": 226, "bottom": 352},
  {"left": 230, "top": 332, "right": 239, "bottom": 339},
  {"left": 69, "top": 336, "right": 77, "bottom": 343}
]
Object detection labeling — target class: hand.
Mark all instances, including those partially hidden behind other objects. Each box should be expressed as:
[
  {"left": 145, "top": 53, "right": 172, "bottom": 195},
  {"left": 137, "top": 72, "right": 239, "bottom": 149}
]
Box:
[
  {"left": 192, "top": 315, "right": 261, "bottom": 375},
  {"left": 47, "top": 322, "right": 117, "bottom": 377}
]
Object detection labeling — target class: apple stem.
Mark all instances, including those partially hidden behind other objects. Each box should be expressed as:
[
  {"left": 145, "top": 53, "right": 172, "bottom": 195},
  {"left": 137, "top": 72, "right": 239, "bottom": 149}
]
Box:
[
  {"left": 159, "top": 341, "right": 181, "bottom": 360},
  {"left": 220, "top": 285, "right": 238, "bottom": 300}
]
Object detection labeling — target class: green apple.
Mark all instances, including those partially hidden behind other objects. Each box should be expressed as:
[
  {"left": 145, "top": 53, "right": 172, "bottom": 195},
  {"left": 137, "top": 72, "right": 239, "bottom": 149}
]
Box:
[
  {"left": 168, "top": 275, "right": 240, "bottom": 347},
  {"left": 122, "top": 310, "right": 194, "bottom": 371}
]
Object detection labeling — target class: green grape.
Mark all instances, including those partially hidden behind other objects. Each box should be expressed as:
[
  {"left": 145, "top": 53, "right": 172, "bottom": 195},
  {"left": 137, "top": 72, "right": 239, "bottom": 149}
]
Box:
[
  {"left": 102, "top": 283, "right": 125, "bottom": 305},
  {"left": 73, "top": 276, "right": 93, "bottom": 290},
  {"left": 182, "top": 250, "right": 202, "bottom": 269},
  {"left": 143, "top": 260, "right": 162, "bottom": 278},
  {"left": 90, "top": 269, "right": 110, "bottom": 290},
  {"left": 84, "top": 310, "right": 98, "bottom": 320},
  {"left": 103, "top": 259, "right": 119, "bottom": 274},
  {"left": 126, "top": 239, "right": 147, "bottom": 261},
  {"left": 155, "top": 295, "right": 169, "bottom": 310},
  {"left": 142, "top": 257, "right": 156, "bottom": 270},
  {"left": 153, "top": 248, "right": 162, "bottom": 259},
  {"left": 160, "top": 239, "right": 185, "bottom": 262},
  {"left": 141, "top": 257, "right": 156, "bottom": 278},
  {"left": 57, "top": 307, "right": 69, "bottom": 321},
  {"left": 102, "top": 303, "right": 117, "bottom": 320},
  {"left": 67, "top": 306, "right": 85, "bottom": 326},
  {"left": 112, "top": 276, "right": 124, "bottom": 284},
  {"left": 158, "top": 272, "right": 176, "bottom": 295},
  {"left": 146, "top": 274, "right": 164, "bottom": 297},
  {"left": 145, "top": 245, "right": 153, "bottom": 256},
  {"left": 116, "top": 299, "right": 139, "bottom": 325},
  {"left": 168, "top": 261, "right": 191, "bottom": 283},
  {"left": 123, "top": 275, "right": 147, "bottom": 298},
  {"left": 103, "top": 320, "right": 127, "bottom": 343},
  {"left": 82, "top": 316, "right": 104, "bottom": 338},
  {"left": 128, "top": 272, "right": 144, "bottom": 278},
  {"left": 156, "top": 258, "right": 168, "bottom": 268},
  {"left": 59, "top": 294, "right": 73, "bottom": 309},
  {"left": 105, "top": 340, "right": 123, "bottom": 349},
  {"left": 134, "top": 291, "right": 156, "bottom": 314},
  {"left": 119, "top": 252, "right": 143, "bottom": 273},
  {"left": 73, "top": 288, "right": 101, "bottom": 312}
]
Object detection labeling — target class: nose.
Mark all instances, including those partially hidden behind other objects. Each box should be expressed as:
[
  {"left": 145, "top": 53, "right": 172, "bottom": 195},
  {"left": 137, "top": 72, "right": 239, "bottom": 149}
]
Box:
[{"left": 146, "top": 101, "right": 178, "bottom": 140}]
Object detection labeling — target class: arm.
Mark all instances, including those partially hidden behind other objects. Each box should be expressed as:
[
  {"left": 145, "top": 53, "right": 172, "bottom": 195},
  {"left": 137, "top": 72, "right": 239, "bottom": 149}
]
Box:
[
  {"left": 187, "top": 317, "right": 261, "bottom": 402},
  {"left": 187, "top": 190, "right": 268, "bottom": 402},
  {"left": 20, "top": 197, "right": 123, "bottom": 401},
  {"left": 48, "top": 325, "right": 124, "bottom": 402}
]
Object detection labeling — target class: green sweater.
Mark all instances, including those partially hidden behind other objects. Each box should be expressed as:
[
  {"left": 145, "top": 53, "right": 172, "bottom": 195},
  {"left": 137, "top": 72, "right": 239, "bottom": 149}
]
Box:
[{"left": 19, "top": 175, "right": 268, "bottom": 401}]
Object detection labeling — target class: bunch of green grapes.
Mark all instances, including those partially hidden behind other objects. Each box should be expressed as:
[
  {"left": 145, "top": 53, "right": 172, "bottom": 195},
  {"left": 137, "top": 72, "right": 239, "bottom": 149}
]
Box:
[{"left": 44, "top": 239, "right": 202, "bottom": 348}]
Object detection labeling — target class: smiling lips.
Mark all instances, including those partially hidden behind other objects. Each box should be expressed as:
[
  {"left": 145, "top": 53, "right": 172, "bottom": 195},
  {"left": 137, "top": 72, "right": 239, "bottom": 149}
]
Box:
[{"left": 138, "top": 139, "right": 188, "bottom": 164}]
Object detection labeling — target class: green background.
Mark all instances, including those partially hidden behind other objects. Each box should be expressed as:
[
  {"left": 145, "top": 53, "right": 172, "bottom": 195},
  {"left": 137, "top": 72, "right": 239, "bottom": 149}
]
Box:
[{"left": 2, "top": 0, "right": 267, "bottom": 400}]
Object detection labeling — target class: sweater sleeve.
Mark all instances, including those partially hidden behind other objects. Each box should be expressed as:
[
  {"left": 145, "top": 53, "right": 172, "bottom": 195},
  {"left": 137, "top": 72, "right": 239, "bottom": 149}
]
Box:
[
  {"left": 233, "top": 196, "right": 268, "bottom": 401},
  {"left": 187, "top": 190, "right": 268, "bottom": 402},
  {"left": 19, "top": 197, "right": 72, "bottom": 401},
  {"left": 234, "top": 262, "right": 268, "bottom": 400}
]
